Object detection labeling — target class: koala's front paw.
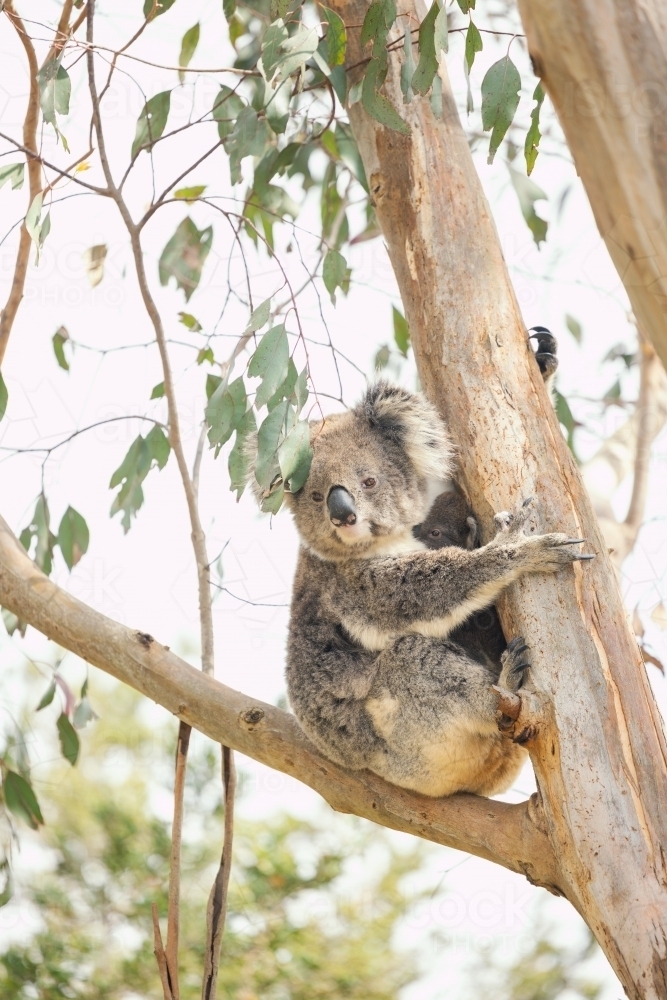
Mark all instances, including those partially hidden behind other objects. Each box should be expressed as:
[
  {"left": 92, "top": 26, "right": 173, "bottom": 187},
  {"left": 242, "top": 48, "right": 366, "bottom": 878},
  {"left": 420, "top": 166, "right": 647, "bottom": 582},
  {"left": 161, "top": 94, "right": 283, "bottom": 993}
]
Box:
[
  {"left": 518, "top": 532, "right": 594, "bottom": 573},
  {"left": 529, "top": 326, "right": 558, "bottom": 380},
  {"left": 492, "top": 495, "right": 536, "bottom": 540}
]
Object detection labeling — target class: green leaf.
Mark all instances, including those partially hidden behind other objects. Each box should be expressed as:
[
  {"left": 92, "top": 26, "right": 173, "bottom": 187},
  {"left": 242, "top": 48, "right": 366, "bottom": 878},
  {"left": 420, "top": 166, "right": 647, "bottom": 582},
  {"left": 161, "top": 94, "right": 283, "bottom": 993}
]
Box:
[
  {"left": 73, "top": 695, "right": 97, "bottom": 730},
  {"left": 434, "top": 4, "right": 448, "bottom": 57},
  {"left": 151, "top": 381, "right": 165, "bottom": 398},
  {"left": 464, "top": 19, "right": 482, "bottom": 72},
  {"left": 322, "top": 249, "right": 347, "bottom": 304},
  {"left": 223, "top": 0, "right": 236, "bottom": 22},
  {"left": 267, "top": 358, "right": 298, "bottom": 410},
  {"left": 481, "top": 56, "right": 521, "bottom": 165},
  {"left": 1, "top": 608, "right": 26, "bottom": 638},
  {"left": 38, "top": 59, "right": 71, "bottom": 126},
  {"left": 401, "top": 21, "right": 415, "bottom": 104},
  {"left": 196, "top": 346, "right": 214, "bottom": 365},
  {"left": 0, "top": 371, "right": 7, "bottom": 423},
  {"left": 565, "top": 314, "right": 583, "bottom": 343},
  {"left": 361, "top": 1, "right": 384, "bottom": 48},
  {"left": 131, "top": 91, "right": 171, "bottom": 159},
  {"left": 335, "top": 123, "right": 368, "bottom": 192},
  {"left": 294, "top": 367, "right": 309, "bottom": 412},
  {"left": 248, "top": 298, "right": 271, "bottom": 332},
  {"left": 57, "top": 506, "right": 89, "bottom": 570},
  {"left": 256, "top": 400, "right": 289, "bottom": 489},
  {"left": 508, "top": 166, "right": 548, "bottom": 246},
  {"left": 392, "top": 306, "right": 409, "bottom": 356},
  {"left": 524, "top": 82, "right": 545, "bottom": 176},
  {"left": 228, "top": 407, "right": 257, "bottom": 499},
  {"left": 224, "top": 106, "right": 269, "bottom": 185},
  {"left": 4, "top": 771, "right": 44, "bottom": 829},
  {"left": 37, "top": 679, "right": 56, "bottom": 710},
  {"left": 25, "top": 192, "right": 43, "bottom": 242},
  {"left": 411, "top": 0, "right": 439, "bottom": 96},
  {"left": 146, "top": 425, "right": 170, "bottom": 469},
  {"left": 555, "top": 389, "right": 579, "bottom": 457},
  {"left": 206, "top": 374, "right": 222, "bottom": 399},
  {"left": 430, "top": 73, "right": 443, "bottom": 118},
  {"left": 158, "top": 216, "right": 213, "bottom": 301},
  {"left": 178, "top": 22, "right": 200, "bottom": 81},
  {"left": 174, "top": 184, "right": 206, "bottom": 202},
  {"left": 362, "top": 59, "right": 410, "bottom": 136},
  {"left": 0, "top": 163, "right": 24, "bottom": 190},
  {"left": 206, "top": 377, "right": 247, "bottom": 452},
  {"left": 279, "top": 419, "right": 312, "bottom": 491},
  {"left": 144, "top": 0, "right": 178, "bottom": 19},
  {"left": 178, "top": 311, "right": 202, "bottom": 332},
  {"left": 57, "top": 713, "right": 80, "bottom": 765},
  {"left": 52, "top": 325, "right": 70, "bottom": 371},
  {"left": 109, "top": 431, "right": 170, "bottom": 532},
  {"left": 321, "top": 7, "right": 346, "bottom": 67},
  {"left": 249, "top": 326, "right": 290, "bottom": 407},
  {"left": 212, "top": 85, "right": 245, "bottom": 141},
  {"left": 374, "top": 344, "right": 390, "bottom": 369},
  {"left": 456, "top": 0, "right": 474, "bottom": 11},
  {"left": 273, "top": 25, "right": 319, "bottom": 84},
  {"left": 264, "top": 77, "right": 291, "bottom": 135},
  {"left": 262, "top": 20, "right": 289, "bottom": 80},
  {"left": 30, "top": 495, "right": 55, "bottom": 575}
]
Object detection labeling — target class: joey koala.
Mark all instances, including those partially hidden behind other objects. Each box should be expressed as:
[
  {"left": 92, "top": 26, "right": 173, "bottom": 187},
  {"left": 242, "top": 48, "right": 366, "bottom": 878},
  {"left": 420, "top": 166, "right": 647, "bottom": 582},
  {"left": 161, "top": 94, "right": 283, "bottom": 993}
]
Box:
[
  {"left": 281, "top": 378, "right": 591, "bottom": 799},
  {"left": 411, "top": 326, "right": 560, "bottom": 675}
]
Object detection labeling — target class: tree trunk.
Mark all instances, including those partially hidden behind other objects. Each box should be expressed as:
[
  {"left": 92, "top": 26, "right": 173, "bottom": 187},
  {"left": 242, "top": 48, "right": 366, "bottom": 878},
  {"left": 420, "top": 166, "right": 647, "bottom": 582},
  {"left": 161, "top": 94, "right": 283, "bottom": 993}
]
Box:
[
  {"left": 330, "top": 2, "right": 667, "bottom": 996},
  {"left": 517, "top": 0, "right": 667, "bottom": 372}
]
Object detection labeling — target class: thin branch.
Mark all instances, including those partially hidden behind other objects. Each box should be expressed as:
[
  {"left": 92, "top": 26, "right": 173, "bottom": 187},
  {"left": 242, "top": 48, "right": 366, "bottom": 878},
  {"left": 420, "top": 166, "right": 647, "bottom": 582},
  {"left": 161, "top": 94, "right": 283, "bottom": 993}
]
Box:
[
  {"left": 0, "top": 3, "right": 42, "bottom": 366},
  {"left": 166, "top": 721, "right": 192, "bottom": 999},
  {"left": 0, "top": 133, "right": 109, "bottom": 195},
  {"left": 152, "top": 903, "right": 174, "bottom": 1000},
  {"left": 624, "top": 336, "right": 656, "bottom": 535},
  {"left": 0, "top": 511, "right": 563, "bottom": 895},
  {"left": 202, "top": 747, "right": 236, "bottom": 1000}
]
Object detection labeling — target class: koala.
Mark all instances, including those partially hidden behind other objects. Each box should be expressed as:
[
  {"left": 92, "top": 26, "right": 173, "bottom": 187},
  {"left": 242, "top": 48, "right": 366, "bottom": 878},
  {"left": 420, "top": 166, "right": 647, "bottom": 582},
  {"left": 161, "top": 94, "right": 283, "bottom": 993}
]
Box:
[
  {"left": 283, "top": 380, "right": 591, "bottom": 799},
  {"left": 412, "top": 327, "right": 560, "bottom": 671},
  {"left": 412, "top": 487, "right": 507, "bottom": 671}
]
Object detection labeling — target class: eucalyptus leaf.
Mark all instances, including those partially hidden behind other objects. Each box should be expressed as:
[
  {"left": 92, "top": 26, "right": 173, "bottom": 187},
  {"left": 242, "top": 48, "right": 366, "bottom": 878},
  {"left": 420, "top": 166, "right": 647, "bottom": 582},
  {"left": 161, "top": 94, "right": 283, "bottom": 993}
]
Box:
[
  {"left": 131, "top": 91, "right": 171, "bottom": 159},
  {"left": 0, "top": 163, "right": 24, "bottom": 190},
  {"left": 52, "top": 325, "right": 70, "bottom": 371},
  {"left": 0, "top": 373, "right": 7, "bottom": 423},
  {"left": 82, "top": 244, "right": 107, "bottom": 287},
  {"left": 256, "top": 400, "right": 289, "bottom": 489},
  {"left": 248, "top": 298, "right": 271, "bottom": 332},
  {"left": 178, "top": 22, "right": 200, "bottom": 82},
  {"left": 37, "top": 679, "right": 56, "bottom": 711},
  {"left": 212, "top": 85, "right": 245, "bottom": 141},
  {"left": 392, "top": 306, "right": 410, "bottom": 356},
  {"left": 158, "top": 216, "right": 213, "bottom": 300},
  {"left": 58, "top": 506, "right": 90, "bottom": 570},
  {"left": 4, "top": 771, "right": 44, "bottom": 829},
  {"left": 320, "top": 7, "right": 347, "bottom": 67},
  {"left": 57, "top": 712, "right": 80, "bottom": 765},
  {"left": 464, "top": 19, "right": 482, "bottom": 73},
  {"left": 279, "top": 419, "right": 312, "bottom": 490},
  {"left": 411, "top": 0, "right": 439, "bottom": 96},
  {"left": 508, "top": 165, "right": 548, "bottom": 246},
  {"left": 249, "top": 326, "right": 290, "bottom": 407},
  {"left": 481, "top": 56, "right": 521, "bottom": 165},
  {"left": 229, "top": 408, "right": 257, "bottom": 499},
  {"left": 525, "top": 82, "right": 545, "bottom": 176},
  {"left": 322, "top": 249, "right": 347, "bottom": 304},
  {"left": 38, "top": 59, "right": 71, "bottom": 126},
  {"left": 362, "top": 59, "right": 410, "bottom": 136},
  {"left": 151, "top": 381, "right": 165, "bottom": 398},
  {"left": 434, "top": 4, "right": 448, "bottom": 58}
]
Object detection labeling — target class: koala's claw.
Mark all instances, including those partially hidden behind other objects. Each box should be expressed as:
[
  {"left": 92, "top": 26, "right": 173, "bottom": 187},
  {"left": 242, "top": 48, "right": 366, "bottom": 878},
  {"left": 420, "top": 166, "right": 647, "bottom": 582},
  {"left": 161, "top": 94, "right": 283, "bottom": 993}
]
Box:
[
  {"left": 493, "top": 497, "right": 535, "bottom": 538},
  {"left": 499, "top": 636, "right": 531, "bottom": 693},
  {"left": 529, "top": 327, "right": 559, "bottom": 380}
]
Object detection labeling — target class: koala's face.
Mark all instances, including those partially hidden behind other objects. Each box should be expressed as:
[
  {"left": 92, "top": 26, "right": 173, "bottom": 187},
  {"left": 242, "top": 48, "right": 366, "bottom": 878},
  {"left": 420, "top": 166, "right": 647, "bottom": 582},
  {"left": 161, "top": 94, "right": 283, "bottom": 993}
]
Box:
[
  {"left": 412, "top": 491, "right": 474, "bottom": 550},
  {"left": 285, "top": 383, "right": 454, "bottom": 561}
]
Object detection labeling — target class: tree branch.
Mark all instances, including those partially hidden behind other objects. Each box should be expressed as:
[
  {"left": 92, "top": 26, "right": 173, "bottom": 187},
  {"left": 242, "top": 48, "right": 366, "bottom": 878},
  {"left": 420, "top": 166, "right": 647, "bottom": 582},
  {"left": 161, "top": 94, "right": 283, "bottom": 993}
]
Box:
[{"left": 0, "top": 510, "right": 561, "bottom": 892}]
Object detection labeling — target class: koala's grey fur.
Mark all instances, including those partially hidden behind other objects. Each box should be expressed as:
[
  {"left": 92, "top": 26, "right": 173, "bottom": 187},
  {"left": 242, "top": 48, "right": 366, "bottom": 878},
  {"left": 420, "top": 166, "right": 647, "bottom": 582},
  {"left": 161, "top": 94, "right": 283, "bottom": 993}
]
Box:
[
  {"left": 413, "top": 488, "right": 508, "bottom": 672},
  {"left": 282, "top": 381, "right": 588, "bottom": 798}
]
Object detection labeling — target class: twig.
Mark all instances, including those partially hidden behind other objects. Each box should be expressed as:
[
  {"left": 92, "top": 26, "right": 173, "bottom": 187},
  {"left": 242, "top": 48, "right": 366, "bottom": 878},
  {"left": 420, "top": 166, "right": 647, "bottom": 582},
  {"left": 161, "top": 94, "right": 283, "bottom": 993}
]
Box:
[
  {"left": 202, "top": 746, "right": 236, "bottom": 1000},
  {"left": 0, "top": 3, "right": 42, "bottom": 366},
  {"left": 625, "top": 336, "right": 657, "bottom": 537},
  {"left": 165, "top": 721, "right": 192, "bottom": 998},
  {"left": 152, "top": 903, "right": 174, "bottom": 1000}
]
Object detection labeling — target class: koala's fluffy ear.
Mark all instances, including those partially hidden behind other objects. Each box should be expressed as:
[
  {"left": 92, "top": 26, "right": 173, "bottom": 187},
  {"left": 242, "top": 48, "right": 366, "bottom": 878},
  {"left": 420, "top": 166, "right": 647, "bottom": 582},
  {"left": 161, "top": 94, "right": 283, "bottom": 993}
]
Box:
[{"left": 359, "top": 380, "right": 454, "bottom": 481}]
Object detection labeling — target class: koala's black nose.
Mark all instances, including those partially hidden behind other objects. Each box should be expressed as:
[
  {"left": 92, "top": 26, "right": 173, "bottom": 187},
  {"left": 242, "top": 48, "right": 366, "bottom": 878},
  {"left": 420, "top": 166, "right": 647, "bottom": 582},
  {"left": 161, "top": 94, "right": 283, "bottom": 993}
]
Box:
[
  {"left": 412, "top": 524, "right": 422, "bottom": 539},
  {"left": 327, "top": 487, "right": 357, "bottom": 526}
]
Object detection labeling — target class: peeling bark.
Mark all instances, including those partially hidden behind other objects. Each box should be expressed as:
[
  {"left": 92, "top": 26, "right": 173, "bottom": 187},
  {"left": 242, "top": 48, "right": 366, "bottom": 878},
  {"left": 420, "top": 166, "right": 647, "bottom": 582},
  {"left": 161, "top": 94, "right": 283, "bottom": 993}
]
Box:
[{"left": 327, "top": 1, "right": 667, "bottom": 995}]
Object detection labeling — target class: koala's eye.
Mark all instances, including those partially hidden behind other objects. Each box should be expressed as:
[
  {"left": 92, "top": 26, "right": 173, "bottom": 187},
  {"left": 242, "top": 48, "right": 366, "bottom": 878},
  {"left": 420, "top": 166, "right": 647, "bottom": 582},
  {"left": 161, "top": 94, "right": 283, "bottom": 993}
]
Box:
[
  {"left": 362, "top": 477, "right": 377, "bottom": 489},
  {"left": 429, "top": 528, "right": 441, "bottom": 538},
  {"left": 311, "top": 491, "right": 324, "bottom": 503}
]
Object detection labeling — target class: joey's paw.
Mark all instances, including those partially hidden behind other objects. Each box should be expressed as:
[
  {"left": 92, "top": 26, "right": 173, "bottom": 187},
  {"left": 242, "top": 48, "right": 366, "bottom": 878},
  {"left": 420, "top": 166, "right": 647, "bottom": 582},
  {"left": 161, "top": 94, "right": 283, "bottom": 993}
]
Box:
[
  {"left": 529, "top": 326, "right": 558, "bottom": 380},
  {"left": 492, "top": 496, "right": 535, "bottom": 539},
  {"left": 521, "top": 532, "right": 595, "bottom": 572},
  {"left": 499, "top": 636, "right": 531, "bottom": 692}
]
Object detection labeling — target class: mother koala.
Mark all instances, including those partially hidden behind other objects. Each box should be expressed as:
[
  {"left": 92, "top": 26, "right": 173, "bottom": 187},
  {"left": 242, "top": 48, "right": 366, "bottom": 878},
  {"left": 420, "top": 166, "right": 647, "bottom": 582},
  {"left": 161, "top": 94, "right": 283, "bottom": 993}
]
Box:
[{"left": 274, "top": 382, "right": 590, "bottom": 798}]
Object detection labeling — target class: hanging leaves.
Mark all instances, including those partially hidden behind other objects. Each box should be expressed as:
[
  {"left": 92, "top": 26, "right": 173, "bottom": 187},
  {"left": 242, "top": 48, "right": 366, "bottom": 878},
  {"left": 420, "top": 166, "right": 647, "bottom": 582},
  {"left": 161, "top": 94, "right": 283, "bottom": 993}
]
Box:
[
  {"left": 508, "top": 166, "right": 548, "bottom": 247},
  {"left": 481, "top": 56, "right": 521, "bottom": 164},
  {"left": 411, "top": 0, "right": 439, "bottom": 96},
  {"left": 256, "top": 400, "right": 290, "bottom": 491},
  {"left": 109, "top": 427, "right": 171, "bottom": 532},
  {"left": 392, "top": 306, "right": 410, "bottom": 356},
  {"left": 82, "top": 244, "right": 107, "bottom": 287},
  {"left": 248, "top": 325, "right": 290, "bottom": 406},
  {"left": 555, "top": 390, "right": 580, "bottom": 457},
  {"left": 131, "top": 91, "right": 171, "bottom": 159},
  {"left": 525, "top": 82, "right": 545, "bottom": 176},
  {"left": 3, "top": 771, "right": 44, "bottom": 829},
  {"left": 20, "top": 495, "right": 57, "bottom": 575},
  {"left": 57, "top": 713, "right": 80, "bottom": 765},
  {"left": 52, "top": 326, "right": 70, "bottom": 370},
  {"left": 0, "top": 371, "right": 7, "bottom": 423},
  {"left": 433, "top": 5, "right": 448, "bottom": 59},
  {"left": 0, "top": 163, "right": 24, "bottom": 190},
  {"left": 464, "top": 19, "right": 483, "bottom": 73},
  {"left": 206, "top": 376, "right": 248, "bottom": 454},
  {"left": 320, "top": 7, "right": 347, "bottom": 67},
  {"left": 360, "top": 0, "right": 410, "bottom": 136},
  {"left": 144, "top": 0, "right": 178, "bottom": 18},
  {"left": 178, "top": 22, "right": 200, "bottom": 82},
  {"left": 57, "top": 506, "right": 90, "bottom": 570},
  {"left": 224, "top": 107, "right": 270, "bottom": 185},
  {"left": 279, "top": 420, "right": 312, "bottom": 493},
  {"left": 25, "top": 193, "right": 51, "bottom": 264},
  {"left": 158, "top": 216, "right": 213, "bottom": 300},
  {"left": 38, "top": 57, "right": 71, "bottom": 147},
  {"left": 212, "top": 85, "right": 245, "bottom": 141},
  {"left": 322, "top": 249, "right": 348, "bottom": 304},
  {"left": 401, "top": 21, "right": 416, "bottom": 104}
]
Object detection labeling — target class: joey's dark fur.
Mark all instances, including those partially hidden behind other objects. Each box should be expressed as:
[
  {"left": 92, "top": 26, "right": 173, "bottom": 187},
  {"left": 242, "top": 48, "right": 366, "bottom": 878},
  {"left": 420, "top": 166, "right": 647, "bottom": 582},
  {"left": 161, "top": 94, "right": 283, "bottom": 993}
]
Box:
[{"left": 273, "top": 365, "right": 590, "bottom": 799}]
